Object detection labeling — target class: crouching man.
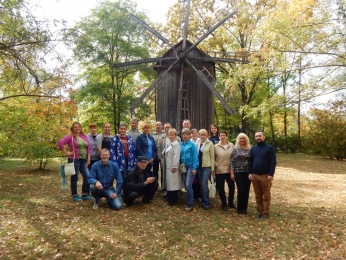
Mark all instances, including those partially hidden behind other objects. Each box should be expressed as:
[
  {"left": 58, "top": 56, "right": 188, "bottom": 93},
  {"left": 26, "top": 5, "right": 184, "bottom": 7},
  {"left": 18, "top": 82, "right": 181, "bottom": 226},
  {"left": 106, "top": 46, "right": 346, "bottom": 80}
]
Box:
[
  {"left": 88, "top": 148, "right": 123, "bottom": 210},
  {"left": 124, "top": 156, "right": 158, "bottom": 206}
]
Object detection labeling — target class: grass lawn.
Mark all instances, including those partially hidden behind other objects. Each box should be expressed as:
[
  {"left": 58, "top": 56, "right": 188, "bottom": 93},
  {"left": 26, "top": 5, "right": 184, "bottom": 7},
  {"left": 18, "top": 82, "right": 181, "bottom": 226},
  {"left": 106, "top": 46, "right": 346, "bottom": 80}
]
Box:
[{"left": 0, "top": 154, "right": 345, "bottom": 259}]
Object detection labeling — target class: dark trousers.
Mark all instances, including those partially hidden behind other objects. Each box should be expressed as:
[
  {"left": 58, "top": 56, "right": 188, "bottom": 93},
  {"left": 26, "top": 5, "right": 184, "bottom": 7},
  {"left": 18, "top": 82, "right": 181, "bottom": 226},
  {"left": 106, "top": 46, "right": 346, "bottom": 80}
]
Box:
[
  {"left": 234, "top": 172, "right": 251, "bottom": 212},
  {"left": 216, "top": 173, "right": 235, "bottom": 206},
  {"left": 167, "top": 190, "right": 179, "bottom": 204},
  {"left": 125, "top": 181, "right": 158, "bottom": 206},
  {"left": 152, "top": 158, "right": 160, "bottom": 180},
  {"left": 120, "top": 170, "right": 128, "bottom": 193}
]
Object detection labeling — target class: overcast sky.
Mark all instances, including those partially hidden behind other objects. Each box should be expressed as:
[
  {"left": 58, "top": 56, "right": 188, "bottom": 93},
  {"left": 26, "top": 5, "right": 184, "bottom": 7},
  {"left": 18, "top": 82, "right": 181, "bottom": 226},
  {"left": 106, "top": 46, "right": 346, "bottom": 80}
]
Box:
[{"left": 33, "top": 0, "right": 176, "bottom": 25}]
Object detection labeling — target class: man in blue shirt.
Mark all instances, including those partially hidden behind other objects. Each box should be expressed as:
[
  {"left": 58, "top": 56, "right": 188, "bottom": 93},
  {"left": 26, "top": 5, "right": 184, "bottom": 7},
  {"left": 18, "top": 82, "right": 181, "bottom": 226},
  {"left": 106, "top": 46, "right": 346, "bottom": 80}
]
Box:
[
  {"left": 88, "top": 148, "right": 123, "bottom": 210},
  {"left": 248, "top": 132, "right": 276, "bottom": 219}
]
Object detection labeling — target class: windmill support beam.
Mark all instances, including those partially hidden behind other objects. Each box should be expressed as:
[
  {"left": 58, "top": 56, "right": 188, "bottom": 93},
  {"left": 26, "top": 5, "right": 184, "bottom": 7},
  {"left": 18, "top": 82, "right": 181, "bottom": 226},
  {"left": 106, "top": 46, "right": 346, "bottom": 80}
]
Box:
[{"left": 185, "top": 58, "right": 235, "bottom": 115}]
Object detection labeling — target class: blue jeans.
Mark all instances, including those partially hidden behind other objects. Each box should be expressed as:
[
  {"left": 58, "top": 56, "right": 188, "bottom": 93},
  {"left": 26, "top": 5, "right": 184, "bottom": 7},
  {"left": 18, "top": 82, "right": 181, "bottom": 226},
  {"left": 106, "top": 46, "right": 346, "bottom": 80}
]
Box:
[
  {"left": 182, "top": 166, "right": 195, "bottom": 206},
  {"left": 90, "top": 185, "right": 123, "bottom": 210},
  {"left": 197, "top": 167, "right": 211, "bottom": 207},
  {"left": 69, "top": 158, "right": 90, "bottom": 197}
]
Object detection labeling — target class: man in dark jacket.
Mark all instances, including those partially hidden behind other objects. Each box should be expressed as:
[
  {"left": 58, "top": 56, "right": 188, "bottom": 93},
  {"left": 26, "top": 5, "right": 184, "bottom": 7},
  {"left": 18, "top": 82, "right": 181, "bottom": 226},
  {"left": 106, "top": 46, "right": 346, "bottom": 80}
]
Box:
[
  {"left": 124, "top": 156, "right": 158, "bottom": 206},
  {"left": 248, "top": 131, "right": 276, "bottom": 219}
]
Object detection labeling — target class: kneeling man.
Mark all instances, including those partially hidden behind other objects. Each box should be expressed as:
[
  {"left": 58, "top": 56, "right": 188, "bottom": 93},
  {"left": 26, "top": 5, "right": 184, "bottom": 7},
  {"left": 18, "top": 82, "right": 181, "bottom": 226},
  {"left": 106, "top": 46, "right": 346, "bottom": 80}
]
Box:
[
  {"left": 88, "top": 148, "right": 123, "bottom": 210},
  {"left": 124, "top": 156, "right": 158, "bottom": 206}
]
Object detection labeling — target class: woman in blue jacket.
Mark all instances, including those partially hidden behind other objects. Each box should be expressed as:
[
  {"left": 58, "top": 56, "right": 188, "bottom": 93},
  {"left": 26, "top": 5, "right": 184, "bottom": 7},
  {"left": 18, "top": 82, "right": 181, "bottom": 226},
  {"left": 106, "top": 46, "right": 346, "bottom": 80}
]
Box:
[
  {"left": 135, "top": 122, "right": 157, "bottom": 171},
  {"left": 180, "top": 128, "right": 199, "bottom": 211}
]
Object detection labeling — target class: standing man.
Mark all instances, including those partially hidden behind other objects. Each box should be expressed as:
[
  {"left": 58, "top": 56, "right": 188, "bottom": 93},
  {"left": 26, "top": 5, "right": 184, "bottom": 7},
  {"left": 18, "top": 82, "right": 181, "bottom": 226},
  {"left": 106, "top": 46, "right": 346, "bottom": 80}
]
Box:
[
  {"left": 177, "top": 119, "right": 191, "bottom": 139},
  {"left": 127, "top": 118, "right": 140, "bottom": 142},
  {"left": 124, "top": 156, "right": 158, "bottom": 206},
  {"left": 248, "top": 131, "right": 276, "bottom": 219},
  {"left": 87, "top": 123, "right": 99, "bottom": 170},
  {"left": 88, "top": 149, "right": 123, "bottom": 210},
  {"left": 151, "top": 121, "right": 165, "bottom": 180}
]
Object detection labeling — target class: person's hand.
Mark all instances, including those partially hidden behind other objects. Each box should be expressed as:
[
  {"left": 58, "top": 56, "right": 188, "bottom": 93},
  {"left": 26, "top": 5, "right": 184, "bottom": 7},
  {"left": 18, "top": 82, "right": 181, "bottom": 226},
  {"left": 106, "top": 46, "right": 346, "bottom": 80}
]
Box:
[
  {"left": 248, "top": 174, "right": 253, "bottom": 181},
  {"left": 66, "top": 151, "right": 74, "bottom": 156},
  {"left": 95, "top": 181, "right": 103, "bottom": 190},
  {"left": 110, "top": 193, "right": 117, "bottom": 199},
  {"left": 268, "top": 175, "right": 274, "bottom": 181},
  {"left": 192, "top": 170, "right": 197, "bottom": 175},
  {"left": 145, "top": 177, "right": 155, "bottom": 184},
  {"left": 211, "top": 171, "right": 215, "bottom": 176},
  {"left": 171, "top": 168, "right": 176, "bottom": 173},
  {"left": 231, "top": 173, "right": 235, "bottom": 181},
  {"left": 86, "top": 159, "right": 90, "bottom": 167}
]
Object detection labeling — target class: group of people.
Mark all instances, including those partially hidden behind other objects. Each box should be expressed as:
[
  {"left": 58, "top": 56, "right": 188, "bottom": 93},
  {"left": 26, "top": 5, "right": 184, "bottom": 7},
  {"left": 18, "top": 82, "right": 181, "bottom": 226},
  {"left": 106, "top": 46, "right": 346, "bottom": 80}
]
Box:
[{"left": 57, "top": 119, "right": 276, "bottom": 219}]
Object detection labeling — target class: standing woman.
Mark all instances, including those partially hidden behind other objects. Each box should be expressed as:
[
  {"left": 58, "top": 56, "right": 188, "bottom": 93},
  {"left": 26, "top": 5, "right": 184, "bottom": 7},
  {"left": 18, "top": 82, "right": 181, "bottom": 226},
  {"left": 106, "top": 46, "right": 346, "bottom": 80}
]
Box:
[
  {"left": 180, "top": 128, "right": 199, "bottom": 212},
  {"left": 208, "top": 124, "right": 220, "bottom": 144},
  {"left": 57, "top": 122, "right": 93, "bottom": 201},
  {"left": 162, "top": 129, "right": 182, "bottom": 206},
  {"left": 231, "top": 133, "right": 252, "bottom": 214},
  {"left": 190, "top": 128, "right": 200, "bottom": 143},
  {"left": 110, "top": 123, "right": 137, "bottom": 191},
  {"left": 214, "top": 130, "right": 235, "bottom": 211},
  {"left": 136, "top": 122, "right": 157, "bottom": 171},
  {"left": 96, "top": 123, "right": 113, "bottom": 153},
  {"left": 196, "top": 129, "right": 215, "bottom": 210}
]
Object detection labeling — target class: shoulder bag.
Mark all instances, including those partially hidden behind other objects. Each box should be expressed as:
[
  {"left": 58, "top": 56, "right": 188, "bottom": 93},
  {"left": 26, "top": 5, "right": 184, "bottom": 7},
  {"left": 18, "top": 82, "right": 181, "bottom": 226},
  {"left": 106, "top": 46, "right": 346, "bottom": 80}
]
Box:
[{"left": 64, "top": 136, "right": 76, "bottom": 176}]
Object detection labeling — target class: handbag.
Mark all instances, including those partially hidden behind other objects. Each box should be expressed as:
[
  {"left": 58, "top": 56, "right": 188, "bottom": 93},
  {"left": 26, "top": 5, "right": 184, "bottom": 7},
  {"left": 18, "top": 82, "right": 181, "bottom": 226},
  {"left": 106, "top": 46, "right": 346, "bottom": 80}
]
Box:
[
  {"left": 180, "top": 143, "right": 187, "bottom": 174},
  {"left": 179, "top": 163, "right": 187, "bottom": 174},
  {"left": 209, "top": 175, "right": 216, "bottom": 198},
  {"left": 64, "top": 136, "right": 76, "bottom": 176}
]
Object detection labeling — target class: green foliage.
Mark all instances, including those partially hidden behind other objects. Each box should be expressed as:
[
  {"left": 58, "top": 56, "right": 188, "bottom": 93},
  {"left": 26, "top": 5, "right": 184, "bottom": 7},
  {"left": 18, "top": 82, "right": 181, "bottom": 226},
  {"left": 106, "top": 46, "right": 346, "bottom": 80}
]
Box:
[
  {"left": 64, "top": 0, "right": 156, "bottom": 131},
  {"left": 0, "top": 97, "right": 77, "bottom": 170},
  {"left": 0, "top": 0, "right": 67, "bottom": 101}
]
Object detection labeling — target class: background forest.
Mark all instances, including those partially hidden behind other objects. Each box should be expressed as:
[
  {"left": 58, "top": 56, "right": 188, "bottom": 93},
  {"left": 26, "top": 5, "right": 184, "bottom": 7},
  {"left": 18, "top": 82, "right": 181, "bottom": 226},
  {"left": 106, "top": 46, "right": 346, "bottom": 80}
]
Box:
[{"left": 1, "top": 0, "right": 346, "bottom": 169}]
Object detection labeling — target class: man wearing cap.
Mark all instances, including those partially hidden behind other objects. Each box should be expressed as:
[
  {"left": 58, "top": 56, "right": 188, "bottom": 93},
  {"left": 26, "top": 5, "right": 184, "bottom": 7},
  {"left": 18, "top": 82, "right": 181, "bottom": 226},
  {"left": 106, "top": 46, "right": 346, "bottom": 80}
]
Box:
[
  {"left": 88, "top": 148, "right": 123, "bottom": 210},
  {"left": 124, "top": 156, "right": 158, "bottom": 206}
]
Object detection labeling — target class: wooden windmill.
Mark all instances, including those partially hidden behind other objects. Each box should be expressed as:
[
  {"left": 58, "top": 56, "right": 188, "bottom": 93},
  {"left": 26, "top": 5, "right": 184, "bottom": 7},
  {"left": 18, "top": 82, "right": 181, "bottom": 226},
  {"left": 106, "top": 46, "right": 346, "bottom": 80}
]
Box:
[{"left": 114, "top": 0, "right": 247, "bottom": 130}]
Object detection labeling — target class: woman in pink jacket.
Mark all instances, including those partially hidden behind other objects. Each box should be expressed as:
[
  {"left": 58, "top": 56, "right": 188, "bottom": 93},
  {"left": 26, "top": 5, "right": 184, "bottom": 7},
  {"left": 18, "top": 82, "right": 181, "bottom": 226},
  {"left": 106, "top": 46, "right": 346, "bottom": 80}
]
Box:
[{"left": 57, "top": 122, "right": 92, "bottom": 201}]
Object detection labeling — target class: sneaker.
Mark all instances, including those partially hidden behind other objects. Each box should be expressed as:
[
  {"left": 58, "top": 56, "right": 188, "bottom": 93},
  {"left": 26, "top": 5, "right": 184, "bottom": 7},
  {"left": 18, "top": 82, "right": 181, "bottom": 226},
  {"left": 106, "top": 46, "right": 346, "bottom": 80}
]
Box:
[
  {"left": 73, "top": 195, "right": 82, "bottom": 202},
  {"left": 185, "top": 205, "right": 193, "bottom": 212},
  {"left": 92, "top": 201, "right": 99, "bottom": 210},
  {"left": 81, "top": 195, "right": 93, "bottom": 200}
]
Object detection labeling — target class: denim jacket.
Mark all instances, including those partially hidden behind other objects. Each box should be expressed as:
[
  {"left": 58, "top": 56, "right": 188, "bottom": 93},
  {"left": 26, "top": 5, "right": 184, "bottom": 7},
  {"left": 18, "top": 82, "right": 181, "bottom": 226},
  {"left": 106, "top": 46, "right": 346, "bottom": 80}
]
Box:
[{"left": 88, "top": 160, "right": 123, "bottom": 195}]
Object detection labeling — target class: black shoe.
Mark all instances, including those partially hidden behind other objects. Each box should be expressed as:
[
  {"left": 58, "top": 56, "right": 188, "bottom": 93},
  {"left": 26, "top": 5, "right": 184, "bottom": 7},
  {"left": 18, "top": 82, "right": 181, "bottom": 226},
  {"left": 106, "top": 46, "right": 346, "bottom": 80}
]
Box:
[
  {"left": 142, "top": 197, "right": 152, "bottom": 204},
  {"left": 203, "top": 206, "right": 210, "bottom": 210},
  {"left": 222, "top": 205, "right": 227, "bottom": 211},
  {"left": 237, "top": 210, "right": 247, "bottom": 214},
  {"left": 229, "top": 204, "right": 237, "bottom": 209},
  {"left": 167, "top": 201, "right": 173, "bottom": 206},
  {"left": 163, "top": 191, "right": 168, "bottom": 198}
]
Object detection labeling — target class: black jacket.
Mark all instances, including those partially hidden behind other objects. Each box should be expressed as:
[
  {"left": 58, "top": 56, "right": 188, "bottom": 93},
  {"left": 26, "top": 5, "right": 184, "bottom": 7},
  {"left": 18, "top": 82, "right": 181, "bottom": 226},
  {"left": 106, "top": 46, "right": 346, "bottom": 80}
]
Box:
[{"left": 125, "top": 165, "right": 155, "bottom": 193}]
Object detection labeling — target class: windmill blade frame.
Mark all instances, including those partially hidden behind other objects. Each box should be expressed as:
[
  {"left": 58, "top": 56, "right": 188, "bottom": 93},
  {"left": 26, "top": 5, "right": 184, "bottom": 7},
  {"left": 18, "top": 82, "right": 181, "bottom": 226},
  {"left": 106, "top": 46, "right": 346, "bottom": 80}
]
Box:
[
  {"left": 185, "top": 9, "right": 238, "bottom": 55},
  {"left": 129, "top": 58, "right": 180, "bottom": 112}
]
